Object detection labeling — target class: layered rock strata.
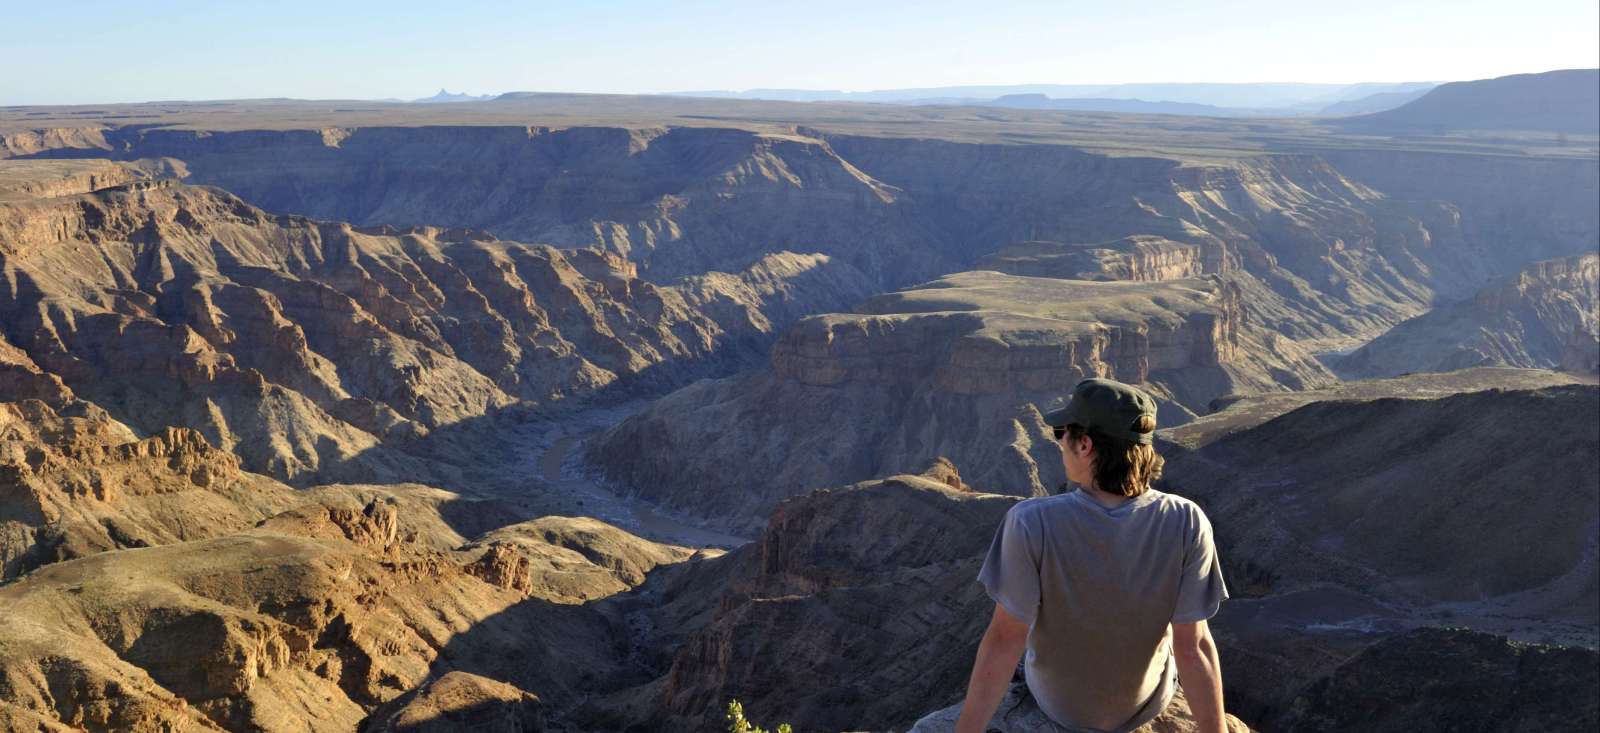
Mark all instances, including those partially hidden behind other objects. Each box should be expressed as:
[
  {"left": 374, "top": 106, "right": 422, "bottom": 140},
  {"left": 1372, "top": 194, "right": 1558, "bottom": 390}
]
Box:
[
  {"left": 1333, "top": 253, "right": 1600, "bottom": 377},
  {"left": 586, "top": 271, "right": 1333, "bottom": 532},
  {"left": 0, "top": 399, "right": 298, "bottom": 579},
  {"left": 0, "top": 175, "right": 870, "bottom": 482},
  {"left": 12, "top": 127, "right": 1597, "bottom": 353},
  {"left": 975, "top": 237, "right": 1206, "bottom": 282}
]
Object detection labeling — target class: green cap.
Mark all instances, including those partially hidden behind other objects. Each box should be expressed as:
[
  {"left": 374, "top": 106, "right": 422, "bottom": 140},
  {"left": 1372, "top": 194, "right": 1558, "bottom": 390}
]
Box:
[{"left": 1044, "top": 378, "right": 1159, "bottom": 445}]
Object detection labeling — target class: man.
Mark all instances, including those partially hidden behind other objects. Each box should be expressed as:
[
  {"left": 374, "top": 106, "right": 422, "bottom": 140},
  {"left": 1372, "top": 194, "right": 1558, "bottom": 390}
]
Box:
[{"left": 953, "top": 378, "right": 1229, "bottom": 733}]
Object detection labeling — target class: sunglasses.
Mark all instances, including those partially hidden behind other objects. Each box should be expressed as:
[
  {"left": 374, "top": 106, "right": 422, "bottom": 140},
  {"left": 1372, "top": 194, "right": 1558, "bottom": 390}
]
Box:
[{"left": 1052, "top": 425, "right": 1072, "bottom": 441}]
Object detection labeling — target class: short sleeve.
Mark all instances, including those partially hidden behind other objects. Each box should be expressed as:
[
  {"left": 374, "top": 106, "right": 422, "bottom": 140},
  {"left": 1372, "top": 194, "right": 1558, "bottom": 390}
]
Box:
[
  {"left": 977, "top": 503, "right": 1042, "bottom": 626},
  {"left": 1173, "top": 507, "right": 1229, "bottom": 624}
]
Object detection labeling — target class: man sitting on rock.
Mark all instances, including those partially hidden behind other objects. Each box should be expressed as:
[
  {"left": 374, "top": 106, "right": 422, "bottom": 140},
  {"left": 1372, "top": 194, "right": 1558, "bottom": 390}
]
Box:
[{"left": 931, "top": 378, "right": 1231, "bottom": 733}]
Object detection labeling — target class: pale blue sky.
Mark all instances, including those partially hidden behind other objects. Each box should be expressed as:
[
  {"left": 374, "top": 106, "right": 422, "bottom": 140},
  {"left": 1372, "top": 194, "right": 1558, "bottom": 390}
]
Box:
[{"left": 4, "top": 0, "right": 1597, "bottom": 104}]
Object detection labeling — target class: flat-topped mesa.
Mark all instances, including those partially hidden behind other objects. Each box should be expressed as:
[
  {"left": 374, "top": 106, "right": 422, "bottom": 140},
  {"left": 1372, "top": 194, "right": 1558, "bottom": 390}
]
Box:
[
  {"left": 976, "top": 237, "right": 1208, "bottom": 282},
  {"left": 0, "top": 158, "right": 186, "bottom": 201},
  {"left": 791, "top": 271, "right": 1246, "bottom": 400},
  {"left": 584, "top": 271, "right": 1321, "bottom": 532}
]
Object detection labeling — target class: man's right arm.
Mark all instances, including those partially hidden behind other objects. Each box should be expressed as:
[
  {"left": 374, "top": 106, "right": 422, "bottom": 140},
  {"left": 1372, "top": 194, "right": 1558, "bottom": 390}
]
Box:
[{"left": 1172, "top": 619, "right": 1226, "bottom": 733}]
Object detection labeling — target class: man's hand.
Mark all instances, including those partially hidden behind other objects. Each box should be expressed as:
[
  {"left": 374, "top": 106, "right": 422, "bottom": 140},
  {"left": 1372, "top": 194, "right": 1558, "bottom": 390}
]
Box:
[
  {"left": 1172, "top": 619, "right": 1226, "bottom": 733},
  {"left": 953, "top": 603, "right": 1030, "bottom": 733}
]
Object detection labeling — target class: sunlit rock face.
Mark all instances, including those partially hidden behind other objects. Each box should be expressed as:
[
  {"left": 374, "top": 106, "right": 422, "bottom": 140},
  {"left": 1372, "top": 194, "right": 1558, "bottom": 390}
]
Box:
[
  {"left": 0, "top": 177, "right": 872, "bottom": 482},
  {"left": 13, "top": 127, "right": 1596, "bottom": 350}
]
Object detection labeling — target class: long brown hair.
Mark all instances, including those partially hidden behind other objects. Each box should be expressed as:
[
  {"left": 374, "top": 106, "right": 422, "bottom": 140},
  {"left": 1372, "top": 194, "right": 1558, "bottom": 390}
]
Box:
[{"left": 1066, "top": 415, "right": 1163, "bottom": 497}]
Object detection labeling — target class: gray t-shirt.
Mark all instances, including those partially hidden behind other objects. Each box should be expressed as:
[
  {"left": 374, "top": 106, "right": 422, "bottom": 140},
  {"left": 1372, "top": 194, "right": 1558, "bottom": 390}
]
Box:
[{"left": 977, "top": 488, "right": 1228, "bottom": 733}]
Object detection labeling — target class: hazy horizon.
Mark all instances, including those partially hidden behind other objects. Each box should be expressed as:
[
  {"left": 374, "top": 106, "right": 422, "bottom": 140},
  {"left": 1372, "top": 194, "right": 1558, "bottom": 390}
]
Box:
[{"left": 4, "top": 0, "right": 1597, "bottom": 106}]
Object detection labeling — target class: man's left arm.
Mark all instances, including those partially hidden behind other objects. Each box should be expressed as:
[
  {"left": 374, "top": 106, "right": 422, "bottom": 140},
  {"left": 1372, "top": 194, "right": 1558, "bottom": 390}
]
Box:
[{"left": 953, "top": 603, "right": 1029, "bottom": 733}]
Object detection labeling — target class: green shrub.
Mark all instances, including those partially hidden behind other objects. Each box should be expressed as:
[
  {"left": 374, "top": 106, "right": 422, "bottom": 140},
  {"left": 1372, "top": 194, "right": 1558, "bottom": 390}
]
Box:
[{"left": 726, "top": 699, "right": 793, "bottom": 733}]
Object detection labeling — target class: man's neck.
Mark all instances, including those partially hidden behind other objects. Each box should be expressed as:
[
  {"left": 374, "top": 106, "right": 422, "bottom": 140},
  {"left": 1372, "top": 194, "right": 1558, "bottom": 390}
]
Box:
[{"left": 1079, "top": 483, "right": 1135, "bottom": 509}]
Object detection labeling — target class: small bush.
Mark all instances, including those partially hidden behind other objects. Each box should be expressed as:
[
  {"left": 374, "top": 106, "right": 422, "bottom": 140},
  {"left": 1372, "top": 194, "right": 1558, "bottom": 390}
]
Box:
[{"left": 726, "top": 699, "right": 793, "bottom": 733}]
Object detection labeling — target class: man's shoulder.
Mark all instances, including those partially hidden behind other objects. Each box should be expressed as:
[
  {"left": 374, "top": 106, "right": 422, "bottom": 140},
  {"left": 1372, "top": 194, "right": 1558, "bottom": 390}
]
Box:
[
  {"left": 1145, "top": 490, "right": 1215, "bottom": 539},
  {"left": 1146, "top": 489, "right": 1206, "bottom": 516},
  {"left": 1011, "top": 492, "right": 1078, "bottom": 517}
]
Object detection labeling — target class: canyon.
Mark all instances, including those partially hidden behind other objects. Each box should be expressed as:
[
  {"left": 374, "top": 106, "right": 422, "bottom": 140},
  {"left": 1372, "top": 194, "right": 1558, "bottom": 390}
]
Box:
[{"left": 0, "top": 83, "right": 1596, "bottom": 732}]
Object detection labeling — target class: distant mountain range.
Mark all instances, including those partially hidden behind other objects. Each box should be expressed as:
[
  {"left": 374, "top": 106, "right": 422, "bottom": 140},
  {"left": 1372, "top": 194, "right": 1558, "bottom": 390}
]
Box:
[
  {"left": 404, "top": 69, "right": 1599, "bottom": 130},
  {"left": 667, "top": 81, "right": 1439, "bottom": 117},
  {"left": 1342, "top": 69, "right": 1600, "bottom": 134},
  {"left": 412, "top": 88, "right": 497, "bottom": 103},
  {"left": 1318, "top": 88, "right": 1435, "bottom": 116}
]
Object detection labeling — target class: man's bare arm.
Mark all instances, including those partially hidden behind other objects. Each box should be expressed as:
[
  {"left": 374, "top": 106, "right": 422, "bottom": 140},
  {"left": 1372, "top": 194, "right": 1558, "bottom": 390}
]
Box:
[
  {"left": 954, "top": 603, "right": 1029, "bottom": 733},
  {"left": 1172, "top": 619, "right": 1226, "bottom": 733}
]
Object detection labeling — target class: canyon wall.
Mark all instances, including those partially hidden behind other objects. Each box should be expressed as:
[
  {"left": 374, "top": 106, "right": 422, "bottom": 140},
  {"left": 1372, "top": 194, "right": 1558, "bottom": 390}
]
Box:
[
  {"left": 1334, "top": 253, "right": 1599, "bottom": 376},
  {"left": 9, "top": 127, "right": 1595, "bottom": 353},
  {"left": 585, "top": 271, "right": 1333, "bottom": 532},
  {"left": 591, "top": 380, "right": 1598, "bottom": 731},
  {"left": 0, "top": 175, "right": 872, "bottom": 482}
]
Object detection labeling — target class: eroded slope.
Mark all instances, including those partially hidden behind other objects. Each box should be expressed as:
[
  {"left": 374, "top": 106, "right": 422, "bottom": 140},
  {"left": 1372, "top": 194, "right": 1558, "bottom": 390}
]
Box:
[
  {"left": 0, "top": 173, "right": 872, "bottom": 482},
  {"left": 586, "top": 271, "right": 1333, "bottom": 531},
  {"left": 1333, "top": 253, "right": 1600, "bottom": 377}
]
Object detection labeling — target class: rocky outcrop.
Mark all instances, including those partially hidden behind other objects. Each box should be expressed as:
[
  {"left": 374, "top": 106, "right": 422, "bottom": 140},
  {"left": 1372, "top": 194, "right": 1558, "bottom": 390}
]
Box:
[
  {"left": 0, "top": 127, "right": 114, "bottom": 159},
  {"left": 6, "top": 127, "right": 930, "bottom": 286},
  {"left": 586, "top": 271, "right": 1333, "bottom": 532},
  {"left": 909, "top": 682, "right": 1254, "bottom": 733},
  {"left": 0, "top": 177, "right": 869, "bottom": 482},
  {"left": 591, "top": 462, "right": 1019, "bottom": 732},
  {"left": 363, "top": 672, "right": 545, "bottom": 733},
  {"left": 459, "top": 516, "right": 696, "bottom": 604},
  {"left": 1333, "top": 253, "right": 1600, "bottom": 377},
  {"left": 0, "top": 399, "right": 299, "bottom": 579},
  {"left": 0, "top": 481, "right": 698, "bottom": 732},
  {"left": 1277, "top": 627, "right": 1599, "bottom": 732},
  {"left": 976, "top": 237, "right": 1206, "bottom": 282},
  {"left": 1168, "top": 382, "right": 1599, "bottom": 615},
  {"left": 609, "top": 382, "right": 1600, "bottom": 732},
  {"left": 0, "top": 158, "right": 186, "bottom": 200},
  {"left": 595, "top": 462, "right": 1249, "bottom": 732},
  {"left": 1159, "top": 380, "right": 1600, "bottom": 723}
]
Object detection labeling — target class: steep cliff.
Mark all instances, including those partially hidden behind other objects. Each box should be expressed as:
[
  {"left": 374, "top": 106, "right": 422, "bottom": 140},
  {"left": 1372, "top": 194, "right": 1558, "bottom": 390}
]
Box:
[
  {"left": 13, "top": 126, "right": 1596, "bottom": 353},
  {"left": 0, "top": 399, "right": 298, "bottom": 579},
  {"left": 584, "top": 271, "right": 1333, "bottom": 531},
  {"left": 0, "top": 174, "right": 869, "bottom": 482},
  {"left": 1333, "top": 253, "right": 1599, "bottom": 377},
  {"left": 975, "top": 237, "right": 1206, "bottom": 282}
]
